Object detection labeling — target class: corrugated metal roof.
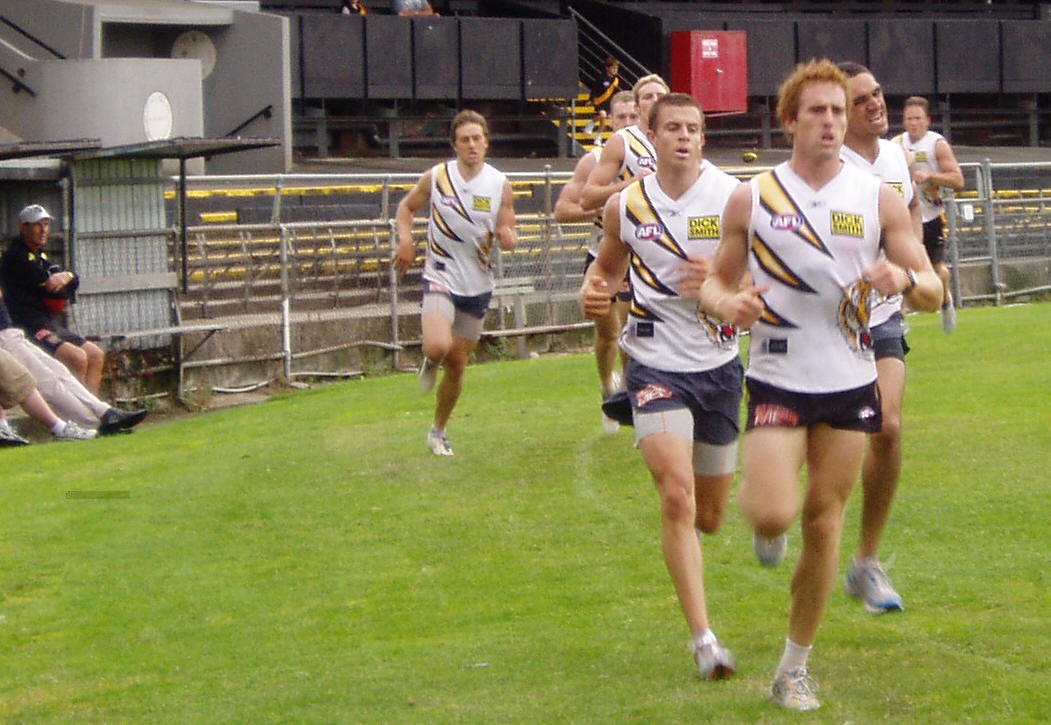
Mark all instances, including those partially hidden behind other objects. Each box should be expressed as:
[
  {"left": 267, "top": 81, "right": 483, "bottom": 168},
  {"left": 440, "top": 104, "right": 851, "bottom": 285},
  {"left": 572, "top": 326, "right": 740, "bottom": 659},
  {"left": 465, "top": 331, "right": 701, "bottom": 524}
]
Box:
[
  {"left": 68, "top": 137, "right": 280, "bottom": 161},
  {"left": 0, "top": 139, "right": 102, "bottom": 161}
]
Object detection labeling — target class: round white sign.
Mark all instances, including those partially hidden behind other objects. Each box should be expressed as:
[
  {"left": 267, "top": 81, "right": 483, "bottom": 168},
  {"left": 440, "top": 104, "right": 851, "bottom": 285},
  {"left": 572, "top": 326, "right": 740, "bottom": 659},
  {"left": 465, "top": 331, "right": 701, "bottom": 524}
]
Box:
[{"left": 143, "top": 91, "right": 174, "bottom": 141}]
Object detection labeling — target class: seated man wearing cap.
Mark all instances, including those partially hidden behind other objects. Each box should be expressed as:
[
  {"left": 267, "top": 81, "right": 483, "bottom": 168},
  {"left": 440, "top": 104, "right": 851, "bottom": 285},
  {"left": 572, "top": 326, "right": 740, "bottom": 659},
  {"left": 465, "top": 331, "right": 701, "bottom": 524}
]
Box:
[{"left": 0, "top": 204, "right": 106, "bottom": 394}]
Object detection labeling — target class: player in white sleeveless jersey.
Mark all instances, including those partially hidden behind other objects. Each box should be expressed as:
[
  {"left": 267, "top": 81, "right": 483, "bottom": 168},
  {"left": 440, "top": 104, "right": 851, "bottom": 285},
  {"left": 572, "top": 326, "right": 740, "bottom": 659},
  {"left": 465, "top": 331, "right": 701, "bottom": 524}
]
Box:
[
  {"left": 895, "top": 95, "right": 965, "bottom": 331},
  {"left": 581, "top": 93, "right": 742, "bottom": 683},
  {"left": 394, "top": 110, "right": 517, "bottom": 456},
  {"left": 579, "top": 74, "right": 668, "bottom": 214},
  {"left": 837, "top": 62, "right": 932, "bottom": 616},
  {"left": 702, "top": 60, "right": 941, "bottom": 712},
  {"left": 554, "top": 91, "right": 638, "bottom": 432}
]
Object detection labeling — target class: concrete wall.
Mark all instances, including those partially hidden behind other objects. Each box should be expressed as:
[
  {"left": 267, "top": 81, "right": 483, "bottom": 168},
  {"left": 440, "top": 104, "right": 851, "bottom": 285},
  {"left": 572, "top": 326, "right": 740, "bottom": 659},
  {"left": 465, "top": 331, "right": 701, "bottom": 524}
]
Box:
[
  {"left": 204, "top": 10, "right": 292, "bottom": 173},
  {"left": 4, "top": 58, "right": 203, "bottom": 145}
]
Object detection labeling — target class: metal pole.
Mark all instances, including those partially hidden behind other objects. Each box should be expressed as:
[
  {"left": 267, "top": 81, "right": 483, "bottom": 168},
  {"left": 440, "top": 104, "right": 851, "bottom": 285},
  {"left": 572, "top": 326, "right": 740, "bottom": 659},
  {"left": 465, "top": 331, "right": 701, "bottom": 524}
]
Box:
[
  {"left": 388, "top": 220, "right": 401, "bottom": 370},
  {"left": 279, "top": 225, "right": 293, "bottom": 380},
  {"left": 944, "top": 191, "right": 962, "bottom": 309},
  {"left": 980, "top": 159, "right": 1003, "bottom": 305},
  {"left": 180, "top": 157, "right": 189, "bottom": 293}
]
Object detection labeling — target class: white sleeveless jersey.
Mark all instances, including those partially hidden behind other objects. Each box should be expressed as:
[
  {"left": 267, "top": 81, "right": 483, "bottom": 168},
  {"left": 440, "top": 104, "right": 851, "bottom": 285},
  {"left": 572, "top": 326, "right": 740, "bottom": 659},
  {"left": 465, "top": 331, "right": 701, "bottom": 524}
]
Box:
[
  {"left": 616, "top": 125, "right": 657, "bottom": 179},
  {"left": 423, "top": 160, "right": 508, "bottom": 297},
  {"left": 895, "top": 130, "right": 946, "bottom": 222},
  {"left": 586, "top": 146, "right": 605, "bottom": 256},
  {"left": 618, "top": 161, "right": 741, "bottom": 372},
  {"left": 746, "top": 162, "right": 882, "bottom": 393},
  {"left": 839, "top": 139, "right": 913, "bottom": 327}
]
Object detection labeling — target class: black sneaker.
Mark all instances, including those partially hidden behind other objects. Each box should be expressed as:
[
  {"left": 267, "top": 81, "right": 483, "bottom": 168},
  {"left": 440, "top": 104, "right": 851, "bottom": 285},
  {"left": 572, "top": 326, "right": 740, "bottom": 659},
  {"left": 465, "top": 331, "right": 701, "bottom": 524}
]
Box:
[
  {"left": 98, "top": 408, "right": 148, "bottom": 436},
  {"left": 0, "top": 425, "right": 30, "bottom": 447}
]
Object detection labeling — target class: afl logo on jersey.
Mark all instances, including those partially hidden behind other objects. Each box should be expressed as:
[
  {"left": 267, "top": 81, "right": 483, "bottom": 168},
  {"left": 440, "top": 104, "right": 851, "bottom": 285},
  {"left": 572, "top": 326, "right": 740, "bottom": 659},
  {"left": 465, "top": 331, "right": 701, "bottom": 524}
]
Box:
[
  {"left": 439, "top": 194, "right": 458, "bottom": 208},
  {"left": 637, "top": 156, "right": 656, "bottom": 170},
  {"left": 770, "top": 214, "right": 804, "bottom": 231},
  {"left": 635, "top": 222, "right": 664, "bottom": 241}
]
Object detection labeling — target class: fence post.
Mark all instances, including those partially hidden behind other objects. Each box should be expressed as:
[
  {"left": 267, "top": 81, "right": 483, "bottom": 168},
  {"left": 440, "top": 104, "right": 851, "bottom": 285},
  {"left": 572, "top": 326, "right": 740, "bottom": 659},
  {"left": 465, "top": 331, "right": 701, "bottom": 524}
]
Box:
[
  {"left": 980, "top": 159, "right": 1003, "bottom": 305},
  {"left": 945, "top": 191, "right": 962, "bottom": 309},
  {"left": 388, "top": 219, "right": 401, "bottom": 371},
  {"left": 279, "top": 224, "right": 293, "bottom": 381}
]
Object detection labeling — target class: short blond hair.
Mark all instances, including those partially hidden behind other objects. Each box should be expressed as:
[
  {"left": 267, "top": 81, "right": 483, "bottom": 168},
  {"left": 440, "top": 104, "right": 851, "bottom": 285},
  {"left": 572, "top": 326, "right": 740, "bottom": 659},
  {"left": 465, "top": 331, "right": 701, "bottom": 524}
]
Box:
[
  {"left": 632, "top": 74, "right": 669, "bottom": 104},
  {"left": 776, "top": 59, "right": 848, "bottom": 129}
]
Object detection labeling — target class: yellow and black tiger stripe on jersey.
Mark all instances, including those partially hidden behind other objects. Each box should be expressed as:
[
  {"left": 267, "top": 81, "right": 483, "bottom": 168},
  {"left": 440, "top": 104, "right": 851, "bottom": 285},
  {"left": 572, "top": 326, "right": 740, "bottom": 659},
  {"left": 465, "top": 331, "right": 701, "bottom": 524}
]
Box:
[
  {"left": 430, "top": 204, "right": 463, "bottom": 243},
  {"left": 629, "top": 252, "right": 678, "bottom": 297},
  {"left": 629, "top": 298, "right": 663, "bottom": 321},
  {"left": 624, "top": 182, "right": 688, "bottom": 260},
  {"left": 433, "top": 163, "right": 472, "bottom": 224},
  {"left": 751, "top": 232, "right": 817, "bottom": 294},
  {"left": 757, "top": 298, "right": 798, "bottom": 328},
  {"left": 756, "top": 171, "right": 832, "bottom": 258},
  {"left": 623, "top": 127, "right": 653, "bottom": 162},
  {"left": 428, "top": 234, "right": 452, "bottom": 258}
]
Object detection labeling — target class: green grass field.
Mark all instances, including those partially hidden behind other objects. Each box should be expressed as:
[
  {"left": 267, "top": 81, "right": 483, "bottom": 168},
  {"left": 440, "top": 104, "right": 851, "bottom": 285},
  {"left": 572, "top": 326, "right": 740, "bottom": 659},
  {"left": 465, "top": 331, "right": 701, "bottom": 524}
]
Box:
[{"left": 2, "top": 303, "right": 1049, "bottom": 723}]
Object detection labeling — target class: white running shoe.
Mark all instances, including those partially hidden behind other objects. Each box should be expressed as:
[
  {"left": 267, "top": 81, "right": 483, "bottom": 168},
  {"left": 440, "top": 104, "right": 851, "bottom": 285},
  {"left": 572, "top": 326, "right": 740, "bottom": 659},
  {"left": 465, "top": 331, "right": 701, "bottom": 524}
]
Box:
[
  {"left": 692, "top": 637, "right": 736, "bottom": 680},
  {"left": 753, "top": 532, "right": 788, "bottom": 567},
  {"left": 941, "top": 298, "right": 957, "bottom": 333},
  {"left": 54, "top": 421, "right": 97, "bottom": 441},
  {"left": 0, "top": 423, "right": 30, "bottom": 446},
  {"left": 770, "top": 668, "right": 820, "bottom": 711},
  {"left": 844, "top": 557, "right": 904, "bottom": 614},
  {"left": 418, "top": 358, "right": 439, "bottom": 393},
  {"left": 426, "top": 427, "right": 454, "bottom": 456}
]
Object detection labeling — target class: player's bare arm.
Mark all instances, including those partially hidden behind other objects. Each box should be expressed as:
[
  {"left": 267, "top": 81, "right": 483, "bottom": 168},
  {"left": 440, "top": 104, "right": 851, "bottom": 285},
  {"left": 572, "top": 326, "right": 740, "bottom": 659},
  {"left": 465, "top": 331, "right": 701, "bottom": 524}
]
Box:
[
  {"left": 866, "top": 184, "right": 941, "bottom": 311},
  {"left": 580, "top": 193, "right": 629, "bottom": 320},
  {"left": 701, "top": 184, "right": 767, "bottom": 327},
  {"left": 580, "top": 134, "right": 640, "bottom": 211},
  {"left": 915, "top": 139, "right": 965, "bottom": 190},
  {"left": 554, "top": 153, "right": 601, "bottom": 223},
  {"left": 495, "top": 180, "right": 518, "bottom": 250},
  {"left": 393, "top": 169, "right": 432, "bottom": 274}
]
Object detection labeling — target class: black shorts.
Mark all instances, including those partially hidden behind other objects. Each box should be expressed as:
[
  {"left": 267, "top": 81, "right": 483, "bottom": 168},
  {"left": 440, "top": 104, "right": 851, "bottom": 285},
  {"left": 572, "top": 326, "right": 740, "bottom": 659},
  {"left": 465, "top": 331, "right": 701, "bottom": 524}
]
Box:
[
  {"left": 422, "top": 279, "right": 491, "bottom": 319},
  {"left": 584, "top": 252, "right": 631, "bottom": 302},
  {"left": 922, "top": 216, "right": 947, "bottom": 265},
  {"left": 745, "top": 377, "right": 882, "bottom": 433},
  {"left": 625, "top": 357, "right": 743, "bottom": 445},
  {"left": 870, "top": 312, "right": 910, "bottom": 361},
  {"left": 29, "top": 325, "right": 87, "bottom": 355}
]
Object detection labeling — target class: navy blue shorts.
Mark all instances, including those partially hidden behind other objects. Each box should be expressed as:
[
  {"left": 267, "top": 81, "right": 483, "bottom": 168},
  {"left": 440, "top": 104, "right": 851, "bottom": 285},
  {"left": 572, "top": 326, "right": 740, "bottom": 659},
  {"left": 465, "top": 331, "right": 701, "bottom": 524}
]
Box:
[
  {"left": 745, "top": 377, "right": 882, "bottom": 433},
  {"left": 870, "top": 312, "right": 910, "bottom": 361},
  {"left": 423, "top": 279, "right": 492, "bottom": 320},
  {"left": 625, "top": 357, "right": 743, "bottom": 446}
]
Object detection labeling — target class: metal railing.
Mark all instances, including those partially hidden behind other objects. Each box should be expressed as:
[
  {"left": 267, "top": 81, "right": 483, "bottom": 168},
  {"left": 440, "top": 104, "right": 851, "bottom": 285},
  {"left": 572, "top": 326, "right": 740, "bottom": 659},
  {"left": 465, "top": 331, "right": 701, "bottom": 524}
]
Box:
[{"left": 94, "top": 160, "right": 1051, "bottom": 391}]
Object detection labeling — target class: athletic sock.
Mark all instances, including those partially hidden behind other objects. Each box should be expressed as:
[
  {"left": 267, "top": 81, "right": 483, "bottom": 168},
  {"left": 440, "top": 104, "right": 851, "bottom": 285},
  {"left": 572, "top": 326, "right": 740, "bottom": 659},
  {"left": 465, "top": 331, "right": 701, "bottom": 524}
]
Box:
[
  {"left": 51, "top": 420, "right": 68, "bottom": 436},
  {"left": 776, "top": 638, "right": 811, "bottom": 675},
  {"left": 692, "top": 628, "right": 717, "bottom": 650}
]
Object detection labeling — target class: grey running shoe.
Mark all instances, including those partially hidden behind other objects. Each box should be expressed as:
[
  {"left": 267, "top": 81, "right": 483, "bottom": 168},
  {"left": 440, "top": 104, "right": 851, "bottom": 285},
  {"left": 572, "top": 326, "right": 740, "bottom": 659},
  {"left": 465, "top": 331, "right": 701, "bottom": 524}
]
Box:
[
  {"left": 753, "top": 532, "right": 788, "bottom": 567},
  {"left": 844, "top": 557, "right": 904, "bottom": 614},
  {"left": 770, "top": 668, "right": 820, "bottom": 711},
  {"left": 426, "top": 427, "right": 453, "bottom": 456},
  {"left": 0, "top": 424, "right": 30, "bottom": 447},
  {"left": 54, "top": 421, "right": 97, "bottom": 441},
  {"left": 941, "top": 298, "right": 957, "bottom": 333},
  {"left": 418, "top": 358, "right": 439, "bottom": 394},
  {"left": 693, "top": 639, "right": 736, "bottom": 681}
]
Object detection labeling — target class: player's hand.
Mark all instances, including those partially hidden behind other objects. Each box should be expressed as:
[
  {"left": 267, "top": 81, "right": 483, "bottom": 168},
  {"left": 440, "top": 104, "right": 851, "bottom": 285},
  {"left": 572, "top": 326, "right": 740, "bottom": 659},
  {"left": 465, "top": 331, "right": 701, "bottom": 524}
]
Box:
[
  {"left": 392, "top": 239, "right": 416, "bottom": 275},
  {"left": 913, "top": 168, "right": 931, "bottom": 184},
  {"left": 722, "top": 284, "right": 768, "bottom": 328},
  {"left": 581, "top": 277, "right": 612, "bottom": 319},
  {"left": 863, "top": 261, "right": 908, "bottom": 297},
  {"left": 678, "top": 254, "right": 710, "bottom": 299}
]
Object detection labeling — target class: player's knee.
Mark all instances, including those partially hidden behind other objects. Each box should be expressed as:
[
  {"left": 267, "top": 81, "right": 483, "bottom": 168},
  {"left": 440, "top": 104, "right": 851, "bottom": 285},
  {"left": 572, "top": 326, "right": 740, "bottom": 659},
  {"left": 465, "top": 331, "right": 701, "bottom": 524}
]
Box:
[
  {"left": 84, "top": 342, "right": 105, "bottom": 364},
  {"left": 694, "top": 501, "right": 724, "bottom": 534},
  {"left": 800, "top": 503, "right": 843, "bottom": 542},
  {"left": 659, "top": 477, "right": 696, "bottom": 523},
  {"left": 421, "top": 339, "right": 450, "bottom": 363},
  {"left": 873, "top": 414, "right": 902, "bottom": 447}
]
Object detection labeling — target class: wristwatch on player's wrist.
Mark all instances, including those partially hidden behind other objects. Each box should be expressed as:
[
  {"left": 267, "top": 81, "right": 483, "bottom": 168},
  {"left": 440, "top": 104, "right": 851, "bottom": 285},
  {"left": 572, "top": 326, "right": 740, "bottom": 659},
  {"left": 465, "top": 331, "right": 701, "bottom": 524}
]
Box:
[{"left": 904, "top": 267, "right": 918, "bottom": 292}]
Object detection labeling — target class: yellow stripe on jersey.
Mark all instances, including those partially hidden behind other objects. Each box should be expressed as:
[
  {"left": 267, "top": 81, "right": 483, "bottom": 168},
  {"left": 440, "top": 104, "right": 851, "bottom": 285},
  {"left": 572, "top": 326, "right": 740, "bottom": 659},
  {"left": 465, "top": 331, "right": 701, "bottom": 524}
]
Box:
[
  {"left": 433, "top": 163, "right": 472, "bottom": 224},
  {"left": 623, "top": 182, "right": 688, "bottom": 261},
  {"left": 756, "top": 171, "right": 832, "bottom": 258},
  {"left": 757, "top": 298, "right": 798, "bottom": 329},
  {"left": 629, "top": 299, "right": 663, "bottom": 322},
  {"left": 428, "top": 234, "right": 452, "bottom": 258},
  {"left": 751, "top": 232, "right": 817, "bottom": 294},
  {"left": 629, "top": 252, "right": 677, "bottom": 297},
  {"left": 431, "top": 204, "right": 463, "bottom": 243}
]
